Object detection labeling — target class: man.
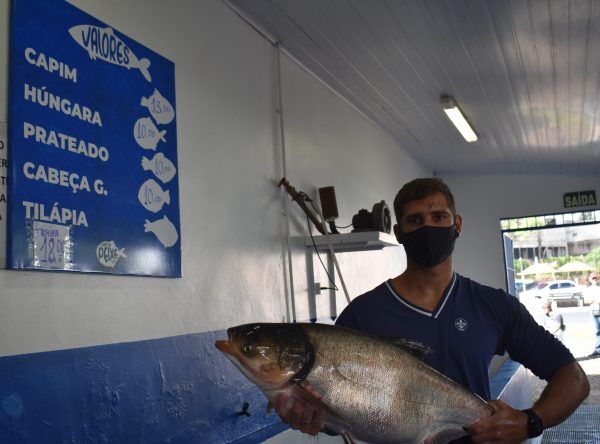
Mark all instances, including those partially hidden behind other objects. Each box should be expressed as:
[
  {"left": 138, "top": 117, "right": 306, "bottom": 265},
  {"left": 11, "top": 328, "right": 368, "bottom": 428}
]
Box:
[
  {"left": 586, "top": 273, "right": 600, "bottom": 358},
  {"left": 541, "top": 301, "right": 564, "bottom": 343},
  {"left": 275, "top": 178, "right": 589, "bottom": 442}
]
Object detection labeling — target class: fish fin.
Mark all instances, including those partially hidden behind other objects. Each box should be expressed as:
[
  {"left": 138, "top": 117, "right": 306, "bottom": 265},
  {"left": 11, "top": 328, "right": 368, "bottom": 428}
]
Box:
[
  {"left": 341, "top": 432, "right": 357, "bottom": 444},
  {"left": 385, "top": 337, "right": 433, "bottom": 359},
  {"left": 321, "top": 427, "right": 356, "bottom": 444},
  {"left": 420, "top": 425, "right": 467, "bottom": 444},
  {"left": 288, "top": 384, "right": 352, "bottom": 434},
  {"left": 138, "top": 58, "right": 152, "bottom": 82}
]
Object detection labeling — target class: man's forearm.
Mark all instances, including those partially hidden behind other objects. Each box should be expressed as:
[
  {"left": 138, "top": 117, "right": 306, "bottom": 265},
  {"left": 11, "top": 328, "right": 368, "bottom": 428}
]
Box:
[{"left": 533, "top": 361, "right": 589, "bottom": 428}]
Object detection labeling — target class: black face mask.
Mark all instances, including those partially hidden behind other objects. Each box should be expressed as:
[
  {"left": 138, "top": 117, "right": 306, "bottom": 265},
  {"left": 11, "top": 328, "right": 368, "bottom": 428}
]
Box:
[{"left": 398, "top": 225, "right": 458, "bottom": 268}]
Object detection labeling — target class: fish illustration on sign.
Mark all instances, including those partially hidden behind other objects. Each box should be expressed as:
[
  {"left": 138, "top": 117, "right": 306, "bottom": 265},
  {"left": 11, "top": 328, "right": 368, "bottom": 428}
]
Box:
[
  {"left": 144, "top": 215, "right": 178, "bottom": 248},
  {"left": 141, "top": 89, "right": 175, "bottom": 124},
  {"left": 96, "top": 241, "right": 127, "bottom": 268},
  {"left": 68, "top": 25, "right": 151, "bottom": 82},
  {"left": 134, "top": 117, "right": 166, "bottom": 150},
  {"left": 141, "top": 153, "right": 177, "bottom": 184},
  {"left": 138, "top": 179, "right": 170, "bottom": 213}
]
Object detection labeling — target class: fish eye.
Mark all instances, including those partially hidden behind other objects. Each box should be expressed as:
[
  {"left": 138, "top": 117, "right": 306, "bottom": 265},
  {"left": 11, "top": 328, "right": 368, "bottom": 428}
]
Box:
[{"left": 242, "top": 341, "right": 254, "bottom": 354}]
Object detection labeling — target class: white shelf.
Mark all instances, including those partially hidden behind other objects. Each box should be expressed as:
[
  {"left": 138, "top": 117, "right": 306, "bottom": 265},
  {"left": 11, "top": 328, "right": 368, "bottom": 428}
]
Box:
[{"left": 304, "top": 231, "right": 400, "bottom": 252}]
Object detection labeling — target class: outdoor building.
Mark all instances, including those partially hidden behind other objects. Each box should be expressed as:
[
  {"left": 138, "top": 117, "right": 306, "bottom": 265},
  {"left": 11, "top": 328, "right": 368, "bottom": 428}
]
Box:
[{"left": 513, "top": 224, "right": 600, "bottom": 261}]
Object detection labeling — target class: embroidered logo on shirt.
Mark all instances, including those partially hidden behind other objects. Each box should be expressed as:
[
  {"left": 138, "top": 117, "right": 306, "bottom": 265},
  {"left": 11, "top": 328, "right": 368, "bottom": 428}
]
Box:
[{"left": 455, "top": 318, "right": 468, "bottom": 331}]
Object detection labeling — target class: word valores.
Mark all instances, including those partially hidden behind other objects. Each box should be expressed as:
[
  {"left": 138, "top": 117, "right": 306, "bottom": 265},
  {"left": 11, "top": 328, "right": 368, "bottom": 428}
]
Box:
[
  {"left": 24, "top": 121, "right": 109, "bottom": 162},
  {"left": 23, "top": 162, "right": 107, "bottom": 195},
  {"left": 24, "top": 83, "right": 102, "bottom": 126},
  {"left": 81, "top": 26, "right": 131, "bottom": 65},
  {"left": 23, "top": 201, "right": 88, "bottom": 227}
]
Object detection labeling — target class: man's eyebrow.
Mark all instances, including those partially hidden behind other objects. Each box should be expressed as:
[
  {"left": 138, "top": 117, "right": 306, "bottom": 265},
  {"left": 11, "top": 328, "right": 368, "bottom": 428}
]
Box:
[{"left": 403, "top": 211, "right": 423, "bottom": 219}]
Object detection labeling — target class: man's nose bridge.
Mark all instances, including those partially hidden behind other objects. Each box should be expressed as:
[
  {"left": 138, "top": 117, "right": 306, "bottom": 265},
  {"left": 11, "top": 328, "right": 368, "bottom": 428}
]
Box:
[
  {"left": 424, "top": 213, "right": 439, "bottom": 225},
  {"left": 424, "top": 214, "right": 436, "bottom": 225}
]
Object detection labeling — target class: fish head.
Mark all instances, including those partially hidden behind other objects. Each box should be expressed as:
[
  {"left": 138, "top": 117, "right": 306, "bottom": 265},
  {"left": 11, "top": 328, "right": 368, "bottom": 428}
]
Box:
[{"left": 215, "top": 323, "right": 313, "bottom": 389}]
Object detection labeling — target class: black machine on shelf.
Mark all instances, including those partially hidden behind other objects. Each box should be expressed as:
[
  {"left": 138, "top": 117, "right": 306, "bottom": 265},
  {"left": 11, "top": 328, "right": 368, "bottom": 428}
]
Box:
[{"left": 351, "top": 201, "right": 392, "bottom": 234}]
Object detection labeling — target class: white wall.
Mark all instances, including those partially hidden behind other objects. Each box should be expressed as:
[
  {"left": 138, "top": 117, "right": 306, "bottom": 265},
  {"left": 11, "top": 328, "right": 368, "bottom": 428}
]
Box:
[
  {"left": 281, "top": 50, "right": 427, "bottom": 321},
  {"left": 0, "top": 0, "right": 428, "bottom": 358},
  {"left": 443, "top": 174, "right": 600, "bottom": 290}
]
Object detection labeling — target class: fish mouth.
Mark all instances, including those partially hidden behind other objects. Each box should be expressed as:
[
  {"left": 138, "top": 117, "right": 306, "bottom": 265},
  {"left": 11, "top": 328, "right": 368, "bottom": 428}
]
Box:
[{"left": 215, "top": 340, "right": 234, "bottom": 356}]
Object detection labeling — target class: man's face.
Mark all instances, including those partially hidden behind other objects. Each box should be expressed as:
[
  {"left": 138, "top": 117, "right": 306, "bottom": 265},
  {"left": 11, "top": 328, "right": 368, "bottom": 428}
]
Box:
[{"left": 394, "top": 191, "right": 462, "bottom": 236}]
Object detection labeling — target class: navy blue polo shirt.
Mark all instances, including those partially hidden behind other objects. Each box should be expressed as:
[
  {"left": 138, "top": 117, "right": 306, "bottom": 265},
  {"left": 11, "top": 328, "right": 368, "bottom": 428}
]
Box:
[{"left": 335, "top": 273, "right": 575, "bottom": 400}]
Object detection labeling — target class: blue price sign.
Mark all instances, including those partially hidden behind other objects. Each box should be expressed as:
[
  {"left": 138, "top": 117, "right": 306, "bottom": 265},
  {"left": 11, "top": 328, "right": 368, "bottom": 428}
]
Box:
[{"left": 8, "top": 0, "right": 181, "bottom": 276}]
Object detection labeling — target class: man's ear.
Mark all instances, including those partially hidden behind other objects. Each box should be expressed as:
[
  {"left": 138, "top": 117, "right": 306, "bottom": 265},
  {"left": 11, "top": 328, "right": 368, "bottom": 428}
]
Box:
[{"left": 454, "top": 214, "right": 463, "bottom": 237}]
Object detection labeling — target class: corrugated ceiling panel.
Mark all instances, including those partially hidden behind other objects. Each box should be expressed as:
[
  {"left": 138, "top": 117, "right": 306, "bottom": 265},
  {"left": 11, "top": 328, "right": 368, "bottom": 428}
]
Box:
[{"left": 229, "top": 0, "right": 600, "bottom": 175}]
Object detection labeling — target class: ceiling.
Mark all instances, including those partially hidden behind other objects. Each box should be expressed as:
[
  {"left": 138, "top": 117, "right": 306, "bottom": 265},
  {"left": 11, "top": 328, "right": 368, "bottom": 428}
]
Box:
[{"left": 229, "top": 0, "right": 600, "bottom": 175}]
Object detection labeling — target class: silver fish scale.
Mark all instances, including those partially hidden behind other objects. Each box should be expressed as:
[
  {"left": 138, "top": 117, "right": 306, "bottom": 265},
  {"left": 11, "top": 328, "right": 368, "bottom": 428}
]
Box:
[{"left": 302, "top": 324, "right": 490, "bottom": 443}]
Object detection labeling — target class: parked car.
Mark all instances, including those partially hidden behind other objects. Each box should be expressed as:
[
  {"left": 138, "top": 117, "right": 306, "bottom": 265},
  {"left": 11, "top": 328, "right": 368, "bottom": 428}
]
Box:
[
  {"left": 519, "top": 279, "right": 584, "bottom": 306},
  {"left": 515, "top": 278, "right": 534, "bottom": 294}
]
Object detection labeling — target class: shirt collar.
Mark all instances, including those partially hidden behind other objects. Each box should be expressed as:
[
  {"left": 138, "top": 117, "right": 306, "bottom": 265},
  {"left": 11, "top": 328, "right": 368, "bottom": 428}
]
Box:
[{"left": 385, "top": 272, "right": 458, "bottom": 319}]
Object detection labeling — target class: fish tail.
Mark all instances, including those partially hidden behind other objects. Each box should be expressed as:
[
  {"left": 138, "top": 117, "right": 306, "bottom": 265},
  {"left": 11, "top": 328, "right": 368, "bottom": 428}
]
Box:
[
  {"left": 159, "top": 130, "right": 167, "bottom": 143},
  {"left": 163, "top": 190, "right": 170, "bottom": 205},
  {"left": 138, "top": 58, "right": 152, "bottom": 82},
  {"left": 144, "top": 220, "right": 151, "bottom": 231},
  {"left": 140, "top": 97, "right": 149, "bottom": 106},
  {"left": 119, "top": 248, "right": 127, "bottom": 259},
  {"left": 141, "top": 157, "right": 150, "bottom": 170}
]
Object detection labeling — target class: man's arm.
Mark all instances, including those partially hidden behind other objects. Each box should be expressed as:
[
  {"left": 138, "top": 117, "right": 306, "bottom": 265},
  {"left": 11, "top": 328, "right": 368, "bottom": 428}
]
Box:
[
  {"left": 532, "top": 361, "right": 589, "bottom": 429},
  {"left": 468, "top": 361, "right": 589, "bottom": 443}
]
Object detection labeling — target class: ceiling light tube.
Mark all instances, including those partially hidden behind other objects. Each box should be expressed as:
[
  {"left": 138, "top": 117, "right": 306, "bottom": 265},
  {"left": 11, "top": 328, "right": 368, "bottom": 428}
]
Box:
[{"left": 440, "top": 95, "right": 478, "bottom": 143}]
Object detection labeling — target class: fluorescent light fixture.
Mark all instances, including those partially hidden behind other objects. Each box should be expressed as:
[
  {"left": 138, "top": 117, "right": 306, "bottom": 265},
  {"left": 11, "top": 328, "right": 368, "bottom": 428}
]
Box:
[{"left": 440, "top": 96, "right": 478, "bottom": 142}]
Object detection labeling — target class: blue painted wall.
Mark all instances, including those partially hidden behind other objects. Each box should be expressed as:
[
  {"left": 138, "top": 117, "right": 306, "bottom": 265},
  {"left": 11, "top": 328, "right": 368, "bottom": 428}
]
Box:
[
  {"left": 0, "top": 327, "right": 530, "bottom": 444},
  {"left": 0, "top": 330, "right": 287, "bottom": 443}
]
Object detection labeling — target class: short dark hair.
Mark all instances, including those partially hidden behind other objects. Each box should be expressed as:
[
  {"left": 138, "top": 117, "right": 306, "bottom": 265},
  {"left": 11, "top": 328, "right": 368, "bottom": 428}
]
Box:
[{"left": 393, "top": 178, "right": 456, "bottom": 223}]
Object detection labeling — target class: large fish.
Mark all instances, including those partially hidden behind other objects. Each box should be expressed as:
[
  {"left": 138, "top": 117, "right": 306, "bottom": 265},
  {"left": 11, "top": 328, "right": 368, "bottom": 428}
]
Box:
[
  {"left": 69, "top": 25, "right": 152, "bottom": 82},
  {"left": 215, "top": 323, "right": 493, "bottom": 444}
]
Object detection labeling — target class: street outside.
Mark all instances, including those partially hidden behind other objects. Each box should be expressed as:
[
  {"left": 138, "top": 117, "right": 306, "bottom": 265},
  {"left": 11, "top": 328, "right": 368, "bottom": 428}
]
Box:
[{"left": 529, "top": 305, "right": 600, "bottom": 404}]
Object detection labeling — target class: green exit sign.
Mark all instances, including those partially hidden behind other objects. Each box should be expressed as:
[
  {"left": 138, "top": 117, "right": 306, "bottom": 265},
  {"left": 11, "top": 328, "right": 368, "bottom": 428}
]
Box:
[{"left": 563, "top": 190, "right": 597, "bottom": 208}]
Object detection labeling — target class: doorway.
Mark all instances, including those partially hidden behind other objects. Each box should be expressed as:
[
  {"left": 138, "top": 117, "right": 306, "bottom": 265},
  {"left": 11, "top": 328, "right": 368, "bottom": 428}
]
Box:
[
  {"left": 501, "top": 209, "right": 600, "bottom": 296},
  {"left": 500, "top": 209, "right": 600, "bottom": 358}
]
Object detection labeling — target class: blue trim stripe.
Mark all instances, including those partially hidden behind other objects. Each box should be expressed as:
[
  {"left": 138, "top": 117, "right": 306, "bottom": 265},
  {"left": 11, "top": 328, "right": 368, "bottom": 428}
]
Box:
[
  {"left": 433, "top": 273, "right": 457, "bottom": 319},
  {"left": 385, "top": 281, "right": 432, "bottom": 317},
  {"left": 0, "top": 322, "right": 524, "bottom": 443},
  {"left": 384, "top": 273, "right": 457, "bottom": 319},
  {"left": 0, "top": 330, "right": 286, "bottom": 443}
]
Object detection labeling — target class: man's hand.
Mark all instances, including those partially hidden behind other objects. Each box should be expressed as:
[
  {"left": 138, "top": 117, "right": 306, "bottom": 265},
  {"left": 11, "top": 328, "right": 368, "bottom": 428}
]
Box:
[
  {"left": 273, "top": 385, "right": 324, "bottom": 436},
  {"left": 467, "top": 400, "right": 528, "bottom": 443}
]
